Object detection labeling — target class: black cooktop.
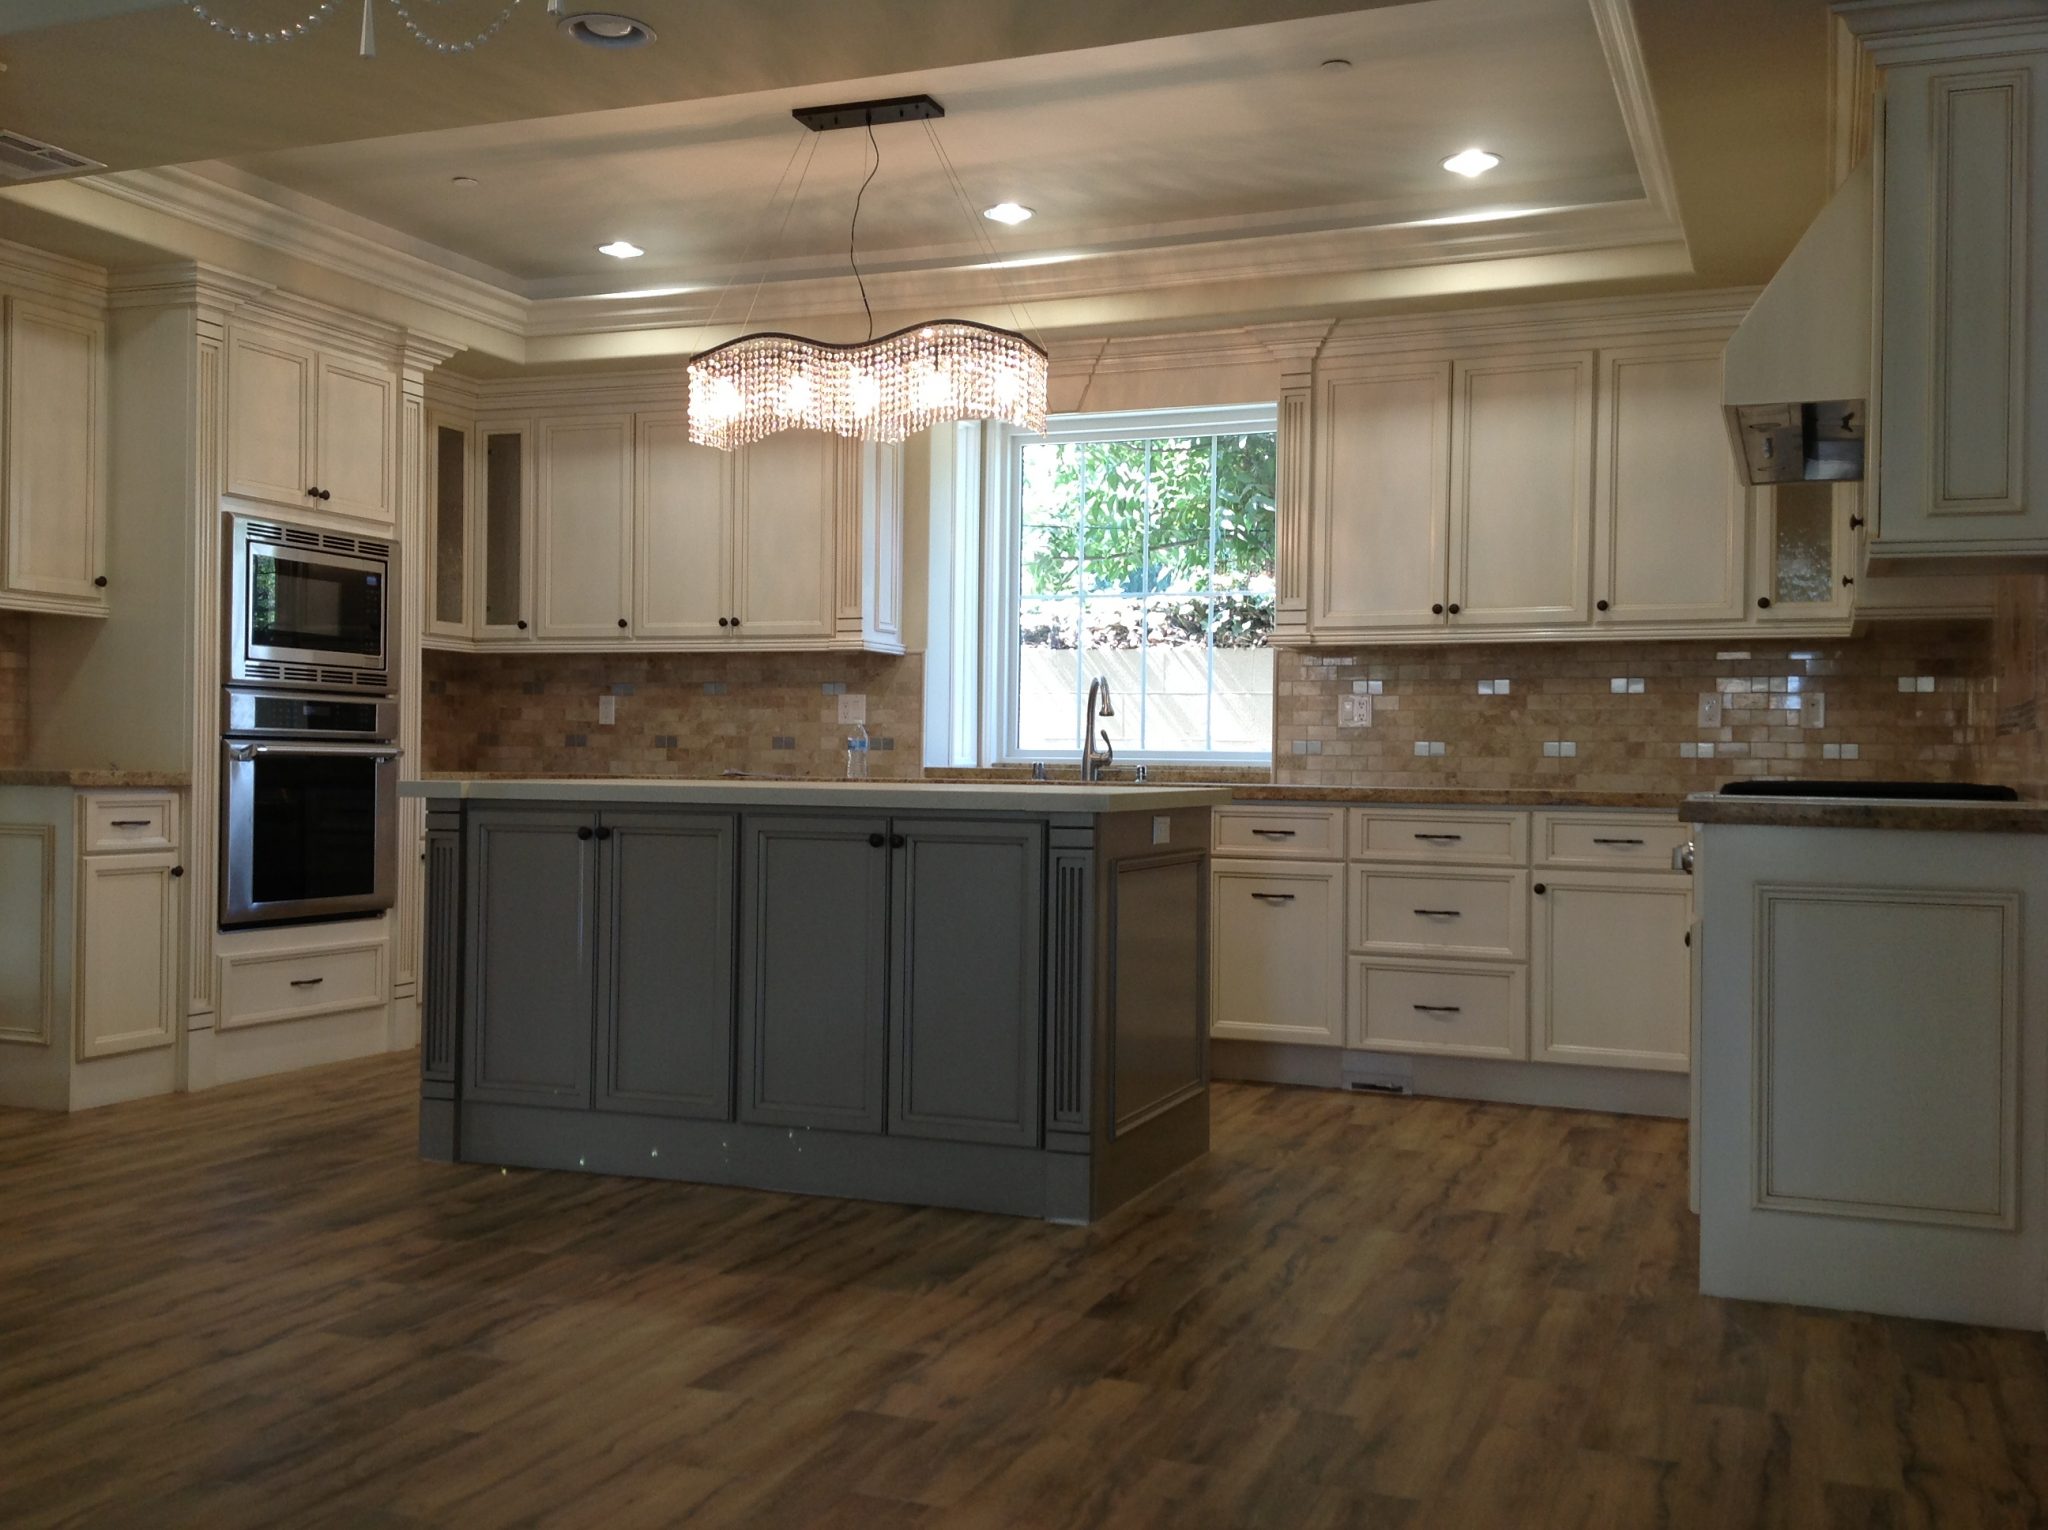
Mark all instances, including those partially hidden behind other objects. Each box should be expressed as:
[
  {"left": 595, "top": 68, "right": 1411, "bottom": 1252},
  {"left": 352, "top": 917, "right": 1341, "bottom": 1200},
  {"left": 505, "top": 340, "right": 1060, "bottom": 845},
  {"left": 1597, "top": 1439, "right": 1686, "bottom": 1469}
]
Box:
[{"left": 1716, "top": 780, "right": 2020, "bottom": 802}]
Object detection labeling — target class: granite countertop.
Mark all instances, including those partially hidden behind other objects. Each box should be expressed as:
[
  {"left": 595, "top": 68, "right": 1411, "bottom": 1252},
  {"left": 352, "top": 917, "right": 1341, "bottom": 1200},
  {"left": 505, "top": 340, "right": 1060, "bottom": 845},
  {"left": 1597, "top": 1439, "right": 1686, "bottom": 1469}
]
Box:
[
  {"left": 0, "top": 767, "right": 191, "bottom": 789},
  {"left": 1679, "top": 793, "right": 2048, "bottom": 834},
  {"left": 1226, "top": 785, "right": 1685, "bottom": 809},
  {"left": 407, "top": 775, "right": 1234, "bottom": 814}
]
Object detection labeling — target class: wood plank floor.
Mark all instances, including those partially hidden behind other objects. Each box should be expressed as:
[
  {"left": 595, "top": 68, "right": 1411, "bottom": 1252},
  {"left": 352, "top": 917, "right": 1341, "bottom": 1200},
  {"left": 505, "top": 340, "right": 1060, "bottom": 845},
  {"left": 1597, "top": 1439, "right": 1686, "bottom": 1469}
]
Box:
[{"left": 2, "top": 1058, "right": 2045, "bottom": 1529}]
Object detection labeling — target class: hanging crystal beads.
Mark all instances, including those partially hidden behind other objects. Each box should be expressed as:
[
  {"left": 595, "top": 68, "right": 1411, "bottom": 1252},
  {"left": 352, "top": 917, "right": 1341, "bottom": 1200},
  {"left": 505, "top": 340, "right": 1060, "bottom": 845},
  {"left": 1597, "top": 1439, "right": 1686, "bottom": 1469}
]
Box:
[{"left": 687, "top": 320, "right": 1047, "bottom": 452}]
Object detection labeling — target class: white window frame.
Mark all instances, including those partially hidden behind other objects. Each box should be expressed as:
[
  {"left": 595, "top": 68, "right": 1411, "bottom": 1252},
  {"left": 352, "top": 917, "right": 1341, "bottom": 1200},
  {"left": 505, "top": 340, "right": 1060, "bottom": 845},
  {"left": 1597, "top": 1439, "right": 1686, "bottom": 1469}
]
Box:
[{"left": 982, "top": 402, "right": 1280, "bottom": 767}]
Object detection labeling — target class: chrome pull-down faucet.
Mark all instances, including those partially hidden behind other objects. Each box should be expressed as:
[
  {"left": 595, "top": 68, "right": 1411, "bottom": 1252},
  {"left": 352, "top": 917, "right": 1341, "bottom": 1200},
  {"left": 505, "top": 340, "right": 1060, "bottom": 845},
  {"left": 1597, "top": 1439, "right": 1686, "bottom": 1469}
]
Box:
[{"left": 1082, "top": 677, "right": 1116, "bottom": 781}]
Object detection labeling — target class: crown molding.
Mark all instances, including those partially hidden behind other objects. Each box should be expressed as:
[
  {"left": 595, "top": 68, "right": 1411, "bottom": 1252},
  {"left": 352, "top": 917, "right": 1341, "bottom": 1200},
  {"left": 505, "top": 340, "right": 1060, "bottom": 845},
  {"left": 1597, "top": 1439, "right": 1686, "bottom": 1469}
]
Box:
[
  {"left": 107, "top": 259, "right": 273, "bottom": 315},
  {"left": 1588, "top": 0, "right": 1684, "bottom": 229},
  {"left": 91, "top": 166, "right": 531, "bottom": 335},
  {"left": 427, "top": 363, "right": 691, "bottom": 414},
  {"left": 1835, "top": 0, "right": 2048, "bottom": 59},
  {"left": 1319, "top": 286, "right": 1761, "bottom": 359}
]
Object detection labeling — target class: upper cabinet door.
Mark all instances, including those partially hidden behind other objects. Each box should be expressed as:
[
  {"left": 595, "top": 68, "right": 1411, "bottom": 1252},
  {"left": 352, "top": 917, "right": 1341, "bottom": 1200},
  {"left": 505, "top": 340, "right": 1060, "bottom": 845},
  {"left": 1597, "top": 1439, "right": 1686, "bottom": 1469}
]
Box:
[
  {"left": 315, "top": 353, "right": 397, "bottom": 525},
  {"left": 427, "top": 415, "right": 471, "bottom": 639},
  {"left": 1594, "top": 343, "right": 1748, "bottom": 625},
  {"left": 225, "top": 326, "right": 317, "bottom": 512},
  {"left": 1874, "top": 55, "right": 2048, "bottom": 561},
  {"left": 535, "top": 415, "right": 633, "bottom": 640},
  {"left": 733, "top": 429, "right": 838, "bottom": 640},
  {"left": 1313, "top": 363, "right": 1451, "bottom": 631},
  {"left": 1448, "top": 351, "right": 1593, "bottom": 627},
  {"left": 634, "top": 410, "right": 731, "bottom": 640},
  {"left": 476, "top": 421, "right": 534, "bottom": 640},
  {"left": 3, "top": 298, "right": 105, "bottom": 606}
]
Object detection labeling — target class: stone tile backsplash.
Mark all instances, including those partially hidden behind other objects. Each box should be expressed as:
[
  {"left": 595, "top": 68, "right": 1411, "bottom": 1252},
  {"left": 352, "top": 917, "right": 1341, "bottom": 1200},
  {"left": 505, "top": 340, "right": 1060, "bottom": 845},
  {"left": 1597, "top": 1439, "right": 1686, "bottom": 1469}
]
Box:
[
  {"left": 0, "top": 613, "right": 26, "bottom": 767},
  {"left": 1989, "top": 575, "right": 2048, "bottom": 798},
  {"left": 422, "top": 649, "right": 924, "bottom": 778},
  {"left": 1274, "top": 620, "right": 1998, "bottom": 794}
]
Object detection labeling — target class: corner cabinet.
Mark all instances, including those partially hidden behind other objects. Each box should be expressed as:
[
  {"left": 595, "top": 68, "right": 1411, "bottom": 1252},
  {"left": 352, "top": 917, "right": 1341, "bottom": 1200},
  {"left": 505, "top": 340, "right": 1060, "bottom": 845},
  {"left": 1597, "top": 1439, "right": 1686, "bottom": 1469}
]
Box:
[
  {"left": 1864, "top": 31, "right": 2048, "bottom": 570},
  {"left": 1, "top": 295, "right": 107, "bottom": 614},
  {"left": 225, "top": 322, "right": 398, "bottom": 526},
  {"left": 424, "top": 391, "right": 904, "bottom": 653}
]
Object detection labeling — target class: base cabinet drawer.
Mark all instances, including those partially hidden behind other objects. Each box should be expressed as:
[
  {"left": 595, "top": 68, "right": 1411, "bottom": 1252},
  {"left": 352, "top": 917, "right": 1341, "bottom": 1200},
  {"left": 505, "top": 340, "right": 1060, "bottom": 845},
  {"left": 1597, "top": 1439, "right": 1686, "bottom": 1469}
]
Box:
[
  {"left": 1211, "top": 860, "right": 1345, "bottom": 1046},
  {"left": 1534, "top": 813, "right": 1689, "bottom": 871},
  {"left": 1351, "top": 809, "right": 1527, "bottom": 865},
  {"left": 220, "top": 940, "right": 387, "bottom": 1031},
  {"left": 1351, "top": 866, "right": 1524, "bottom": 960},
  {"left": 78, "top": 793, "right": 177, "bottom": 854},
  {"left": 1348, "top": 958, "right": 1526, "bottom": 1059},
  {"left": 1212, "top": 806, "right": 1346, "bottom": 860}
]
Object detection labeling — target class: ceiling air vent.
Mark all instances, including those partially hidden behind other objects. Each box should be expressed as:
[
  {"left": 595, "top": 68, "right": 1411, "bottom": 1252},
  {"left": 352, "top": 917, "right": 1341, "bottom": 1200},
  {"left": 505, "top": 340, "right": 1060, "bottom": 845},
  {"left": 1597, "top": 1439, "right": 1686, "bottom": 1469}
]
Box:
[{"left": 0, "top": 131, "right": 104, "bottom": 183}]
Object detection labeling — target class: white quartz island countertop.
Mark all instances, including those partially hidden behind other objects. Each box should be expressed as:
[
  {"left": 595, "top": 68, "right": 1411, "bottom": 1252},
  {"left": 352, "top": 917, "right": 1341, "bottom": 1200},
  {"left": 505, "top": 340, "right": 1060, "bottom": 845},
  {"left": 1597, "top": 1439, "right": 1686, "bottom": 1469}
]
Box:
[{"left": 403, "top": 776, "right": 1236, "bottom": 814}]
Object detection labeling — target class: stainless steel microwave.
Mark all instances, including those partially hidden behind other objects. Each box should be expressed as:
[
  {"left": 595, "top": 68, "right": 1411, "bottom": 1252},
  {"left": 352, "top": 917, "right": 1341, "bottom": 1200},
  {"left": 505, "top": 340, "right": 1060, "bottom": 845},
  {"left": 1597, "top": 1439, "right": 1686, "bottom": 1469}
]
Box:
[{"left": 226, "top": 515, "right": 394, "bottom": 693}]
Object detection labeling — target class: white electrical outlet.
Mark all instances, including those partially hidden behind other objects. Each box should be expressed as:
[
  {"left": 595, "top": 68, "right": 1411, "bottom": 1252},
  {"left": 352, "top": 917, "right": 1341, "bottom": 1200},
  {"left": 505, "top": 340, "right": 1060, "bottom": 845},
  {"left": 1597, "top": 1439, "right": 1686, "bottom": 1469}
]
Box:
[
  {"left": 1338, "top": 694, "right": 1373, "bottom": 727},
  {"left": 1152, "top": 815, "right": 1171, "bottom": 845},
  {"left": 1697, "top": 693, "right": 1722, "bottom": 728},
  {"left": 598, "top": 695, "right": 617, "bottom": 725},
  {"left": 837, "top": 693, "right": 867, "bottom": 724}
]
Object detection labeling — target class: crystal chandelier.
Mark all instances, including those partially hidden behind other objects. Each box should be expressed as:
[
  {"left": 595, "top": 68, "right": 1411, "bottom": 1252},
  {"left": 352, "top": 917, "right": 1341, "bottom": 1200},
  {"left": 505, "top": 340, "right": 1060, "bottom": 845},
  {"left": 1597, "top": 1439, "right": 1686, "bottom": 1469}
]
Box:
[
  {"left": 688, "top": 96, "right": 1047, "bottom": 451},
  {"left": 190, "top": 0, "right": 651, "bottom": 55}
]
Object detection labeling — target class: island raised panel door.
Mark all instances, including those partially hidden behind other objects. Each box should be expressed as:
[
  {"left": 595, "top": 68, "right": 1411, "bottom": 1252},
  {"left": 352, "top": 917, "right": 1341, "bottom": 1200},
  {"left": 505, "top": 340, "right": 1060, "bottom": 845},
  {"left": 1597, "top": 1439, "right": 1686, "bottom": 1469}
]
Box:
[
  {"left": 315, "top": 353, "right": 397, "bottom": 525},
  {"left": 225, "top": 326, "right": 317, "bottom": 513},
  {"left": 535, "top": 415, "right": 633, "bottom": 640},
  {"left": 3, "top": 298, "right": 105, "bottom": 606},
  {"left": 888, "top": 819, "right": 1044, "bottom": 1147},
  {"left": 739, "top": 814, "right": 889, "bottom": 1132},
  {"left": 734, "top": 431, "right": 838, "bottom": 641},
  {"left": 1594, "top": 344, "right": 1748, "bottom": 625},
  {"left": 1448, "top": 351, "right": 1593, "bottom": 627},
  {"left": 463, "top": 809, "right": 596, "bottom": 1109},
  {"left": 1313, "top": 364, "right": 1450, "bottom": 632},
  {"left": 1531, "top": 871, "right": 1692, "bottom": 1071},
  {"left": 595, "top": 811, "right": 736, "bottom": 1121},
  {"left": 634, "top": 410, "right": 731, "bottom": 640}
]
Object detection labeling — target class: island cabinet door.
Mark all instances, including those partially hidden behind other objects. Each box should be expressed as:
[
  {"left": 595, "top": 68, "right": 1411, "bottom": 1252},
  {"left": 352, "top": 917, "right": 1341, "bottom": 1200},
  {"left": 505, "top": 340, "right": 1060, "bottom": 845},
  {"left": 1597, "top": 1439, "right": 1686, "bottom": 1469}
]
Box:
[
  {"left": 594, "top": 812, "right": 737, "bottom": 1120},
  {"left": 464, "top": 809, "right": 598, "bottom": 1109},
  {"left": 888, "top": 819, "right": 1045, "bottom": 1148},
  {"left": 738, "top": 815, "right": 890, "bottom": 1132}
]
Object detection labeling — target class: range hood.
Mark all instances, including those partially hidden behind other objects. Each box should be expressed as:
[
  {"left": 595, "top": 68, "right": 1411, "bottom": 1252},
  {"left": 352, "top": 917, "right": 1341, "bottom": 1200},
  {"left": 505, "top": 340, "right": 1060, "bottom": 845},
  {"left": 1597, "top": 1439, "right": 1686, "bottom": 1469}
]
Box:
[{"left": 1722, "top": 157, "right": 1871, "bottom": 485}]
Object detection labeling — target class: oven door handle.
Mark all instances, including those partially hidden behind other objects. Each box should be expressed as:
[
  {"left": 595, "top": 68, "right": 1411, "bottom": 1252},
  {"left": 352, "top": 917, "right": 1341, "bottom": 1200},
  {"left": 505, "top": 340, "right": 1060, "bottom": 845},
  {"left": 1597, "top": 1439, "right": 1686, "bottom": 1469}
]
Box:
[{"left": 227, "top": 742, "right": 402, "bottom": 760}]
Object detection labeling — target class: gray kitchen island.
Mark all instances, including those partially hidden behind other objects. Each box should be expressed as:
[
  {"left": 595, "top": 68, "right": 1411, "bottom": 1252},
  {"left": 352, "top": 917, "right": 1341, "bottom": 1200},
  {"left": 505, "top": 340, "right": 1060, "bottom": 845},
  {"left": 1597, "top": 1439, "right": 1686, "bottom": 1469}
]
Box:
[{"left": 404, "top": 778, "right": 1230, "bottom": 1222}]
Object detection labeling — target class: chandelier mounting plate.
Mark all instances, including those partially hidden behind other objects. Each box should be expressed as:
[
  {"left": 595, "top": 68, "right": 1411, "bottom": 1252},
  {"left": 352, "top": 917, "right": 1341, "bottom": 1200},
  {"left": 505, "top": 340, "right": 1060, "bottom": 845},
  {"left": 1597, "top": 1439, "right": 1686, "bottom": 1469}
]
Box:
[{"left": 792, "top": 94, "right": 946, "bottom": 133}]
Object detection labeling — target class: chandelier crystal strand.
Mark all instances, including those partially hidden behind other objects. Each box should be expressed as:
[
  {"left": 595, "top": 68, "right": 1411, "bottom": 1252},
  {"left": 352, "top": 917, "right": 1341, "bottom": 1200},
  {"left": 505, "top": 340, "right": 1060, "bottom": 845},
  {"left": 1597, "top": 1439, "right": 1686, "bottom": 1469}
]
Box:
[
  {"left": 387, "top": 0, "right": 521, "bottom": 52},
  {"left": 191, "top": 1, "right": 341, "bottom": 43},
  {"left": 688, "top": 321, "right": 1047, "bottom": 452}
]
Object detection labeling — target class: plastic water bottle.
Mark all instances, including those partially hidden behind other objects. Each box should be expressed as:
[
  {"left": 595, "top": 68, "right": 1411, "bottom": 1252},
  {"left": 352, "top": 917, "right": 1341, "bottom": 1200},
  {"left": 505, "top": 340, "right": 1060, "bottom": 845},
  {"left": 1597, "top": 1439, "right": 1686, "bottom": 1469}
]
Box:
[{"left": 845, "top": 723, "right": 870, "bottom": 780}]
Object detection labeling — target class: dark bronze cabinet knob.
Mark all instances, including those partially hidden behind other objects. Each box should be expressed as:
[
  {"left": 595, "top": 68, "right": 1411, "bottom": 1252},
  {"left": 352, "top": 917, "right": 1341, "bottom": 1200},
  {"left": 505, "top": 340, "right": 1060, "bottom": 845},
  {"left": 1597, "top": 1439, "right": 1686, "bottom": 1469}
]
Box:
[
  {"left": 718, "top": 617, "right": 730, "bottom": 628},
  {"left": 93, "top": 575, "right": 107, "bottom": 588},
  {"left": 617, "top": 618, "right": 628, "bottom": 629},
  {"left": 170, "top": 865, "right": 184, "bottom": 878},
  {"left": 890, "top": 833, "right": 906, "bottom": 848},
  {"left": 595, "top": 826, "right": 613, "bottom": 841},
  {"left": 576, "top": 826, "right": 594, "bottom": 841},
  {"left": 867, "top": 832, "right": 886, "bottom": 848},
  {"left": 1447, "top": 603, "right": 1461, "bottom": 615},
  {"left": 516, "top": 619, "right": 528, "bottom": 630},
  {"left": 1431, "top": 603, "right": 1444, "bottom": 615},
  {"left": 1534, "top": 882, "right": 1547, "bottom": 895},
  {"left": 1757, "top": 596, "right": 1772, "bottom": 610},
  {"left": 1596, "top": 599, "right": 1609, "bottom": 612}
]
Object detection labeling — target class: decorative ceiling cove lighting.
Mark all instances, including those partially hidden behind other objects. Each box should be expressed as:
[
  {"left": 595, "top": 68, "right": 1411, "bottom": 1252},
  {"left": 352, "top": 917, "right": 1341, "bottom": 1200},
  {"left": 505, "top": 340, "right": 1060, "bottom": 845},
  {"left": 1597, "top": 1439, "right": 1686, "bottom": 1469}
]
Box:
[
  {"left": 688, "top": 92, "right": 1047, "bottom": 452},
  {"left": 1442, "top": 147, "right": 1502, "bottom": 177},
  {"left": 190, "top": 0, "right": 651, "bottom": 56},
  {"left": 982, "top": 202, "right": 1034, "bottom": 225},
  {"left": 597, "top": 239, "right": 645, "bottom": 259}
]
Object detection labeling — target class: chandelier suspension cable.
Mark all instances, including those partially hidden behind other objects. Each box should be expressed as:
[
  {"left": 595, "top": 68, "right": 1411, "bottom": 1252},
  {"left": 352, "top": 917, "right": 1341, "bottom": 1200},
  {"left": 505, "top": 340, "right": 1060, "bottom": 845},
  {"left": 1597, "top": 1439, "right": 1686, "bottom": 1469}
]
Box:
[
  {"left": 737, "top": 129, "right": 822, "bottom": 333},
  {"left": 849, "top": 118, "right": 881, "bottom": 344},
  {"left": 701, "top": 126, "right": 815, "bottom": 335},
  {"left": 919, "top": 116, "right": 1043, "bottom": 348}
]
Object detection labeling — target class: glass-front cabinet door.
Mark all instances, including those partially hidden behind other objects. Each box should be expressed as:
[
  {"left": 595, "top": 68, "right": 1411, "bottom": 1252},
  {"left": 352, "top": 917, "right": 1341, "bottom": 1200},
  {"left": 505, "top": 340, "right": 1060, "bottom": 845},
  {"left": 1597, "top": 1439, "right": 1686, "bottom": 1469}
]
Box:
[
  {"left": 427, "top": 414, "right": 471, "bottom": 639},
  {"left": 476, "top": 419, "right": 534, "bottom": 641},
  {"left": 1751, "top": 480, "right": 1854, "bottom": 623}
]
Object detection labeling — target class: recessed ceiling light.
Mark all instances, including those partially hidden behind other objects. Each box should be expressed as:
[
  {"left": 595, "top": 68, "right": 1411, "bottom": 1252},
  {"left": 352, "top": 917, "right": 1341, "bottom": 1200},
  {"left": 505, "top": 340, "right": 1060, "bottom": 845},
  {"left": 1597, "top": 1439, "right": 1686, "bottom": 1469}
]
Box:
[
  {"left": 559, "top": 12, "right": 657, "bottom": 48},
  {"left": 982, "top": 202, "right": 1034, "bottom": 225},
  {"left": 1442, "top": 148, "right": 1502, "bottom": 178},
  {"left": 597, "top": 240, "right": 645, "bottom": 259},
  {"left": 451, "top": 175, "right": 480, "bottom": 189}
]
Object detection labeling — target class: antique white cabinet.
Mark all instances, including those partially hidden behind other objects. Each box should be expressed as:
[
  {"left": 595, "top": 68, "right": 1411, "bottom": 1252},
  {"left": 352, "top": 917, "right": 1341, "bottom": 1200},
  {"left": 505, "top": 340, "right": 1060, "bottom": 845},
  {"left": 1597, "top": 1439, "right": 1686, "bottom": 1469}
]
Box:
[
  {"left": 225, "top": 322, "right": 398, "bottom": 525},
  {"left": 535, "top": 414, "right": 634, "bottom": 640},
  {"left": 1311, "top": 363, "right": 1450, "bottom": 632},
  {"left": 1, "top": 295, "right": 107, "bottom": 614},
  {"left": 1211, "top": 857, "right": 1345, "bottom": 1048}
]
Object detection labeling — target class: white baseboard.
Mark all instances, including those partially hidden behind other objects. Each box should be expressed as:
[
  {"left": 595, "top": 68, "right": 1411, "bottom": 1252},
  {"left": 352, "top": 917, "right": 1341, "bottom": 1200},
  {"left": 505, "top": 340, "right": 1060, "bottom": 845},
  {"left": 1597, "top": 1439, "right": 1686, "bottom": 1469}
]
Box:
[{"left": 1211, "top": 1039, "right": 1688, "bottom": 1118}]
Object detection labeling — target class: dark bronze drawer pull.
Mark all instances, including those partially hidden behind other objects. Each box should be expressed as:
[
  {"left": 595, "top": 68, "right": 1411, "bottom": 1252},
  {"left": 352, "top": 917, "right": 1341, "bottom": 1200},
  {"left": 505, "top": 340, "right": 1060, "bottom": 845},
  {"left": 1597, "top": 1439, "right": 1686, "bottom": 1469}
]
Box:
[
  {"left": 1250, "top": 828, "right": 1297, "bottom": 839},
  {"left": 109, "top": 819, "right": 152, "bottom": 828},
  {"left": 1412, "top": 1003, "right": 1463, "bottom": 1015},
  {"left": 1413, "top": 832, "right": 1463, "bottom": 842},
  {"left": 1249, "top": 892, "right": 1296, "bottom": 903},
  {"left": 289, "top": 977, "right": 324, "bottom": 988},
  {"left": 1591, "top": 837, "right": 1645, "bottom": 846},
  {"left": 1412, "top": 908, "right": 1463, "bottom": 918}
]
